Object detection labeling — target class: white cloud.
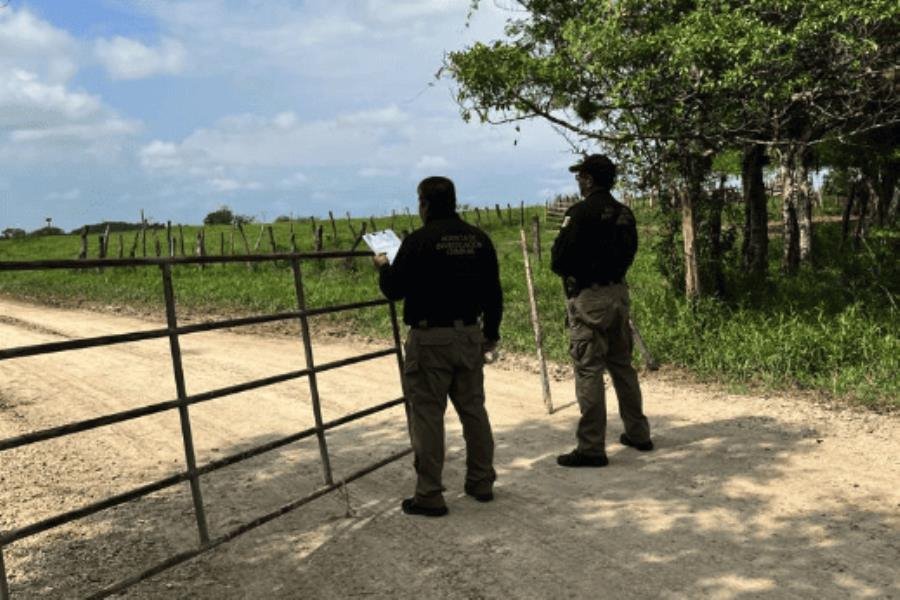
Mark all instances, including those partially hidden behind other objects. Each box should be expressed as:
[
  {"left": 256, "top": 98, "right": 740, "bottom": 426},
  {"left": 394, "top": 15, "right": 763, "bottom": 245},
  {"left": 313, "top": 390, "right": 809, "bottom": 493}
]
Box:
[
  {"left": 0, "top": 8, "right": 78, "bottom": 82},
  {"left": 0, "top": 69, "right": 101, "bottom": 128},
  {"left": 95, "top": 36, "right": 187, "bottom": 80},
  {"left": 46, "top": 188, "right": 81, "bottom": 201},
  {"left": 278, "top": 172, "right": 308, "bottom": 188},
  {"left": 208, "top": 178, "right": 262, "bottom": 192},
  {"left": 364, "top": 0, "right": 457, "bottom": 22},
  {"left": 415, "top": 155, "right": 450, "bottom": 171}
]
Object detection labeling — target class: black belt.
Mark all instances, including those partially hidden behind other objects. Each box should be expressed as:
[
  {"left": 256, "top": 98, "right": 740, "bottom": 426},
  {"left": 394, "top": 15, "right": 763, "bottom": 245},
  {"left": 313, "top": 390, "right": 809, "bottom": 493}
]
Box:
[{"left": 413, "top": 318, "right": 477, "bottom": 329}]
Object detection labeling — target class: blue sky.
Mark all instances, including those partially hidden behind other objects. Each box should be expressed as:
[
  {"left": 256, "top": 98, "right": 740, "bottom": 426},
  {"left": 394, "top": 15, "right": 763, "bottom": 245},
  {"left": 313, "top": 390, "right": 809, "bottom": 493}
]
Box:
[{"left": 0, "top": 0, "right": 580, "bottom": 232}]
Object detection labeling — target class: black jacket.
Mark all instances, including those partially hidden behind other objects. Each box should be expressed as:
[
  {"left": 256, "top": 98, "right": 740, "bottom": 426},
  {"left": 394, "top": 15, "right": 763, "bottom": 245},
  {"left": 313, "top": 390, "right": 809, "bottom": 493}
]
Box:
[
  {"left": 551, "top": 189, "right": 638, "bottom": 289},
  {"left": 379, "top": 214, "right": 503, "bottom": 341}
]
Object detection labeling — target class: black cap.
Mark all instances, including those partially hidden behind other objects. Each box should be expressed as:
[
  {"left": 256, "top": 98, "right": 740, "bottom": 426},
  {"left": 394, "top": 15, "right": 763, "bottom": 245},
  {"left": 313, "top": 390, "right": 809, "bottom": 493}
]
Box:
[{"left": 568, "top": 153, "right": 615, "bottom": 176}]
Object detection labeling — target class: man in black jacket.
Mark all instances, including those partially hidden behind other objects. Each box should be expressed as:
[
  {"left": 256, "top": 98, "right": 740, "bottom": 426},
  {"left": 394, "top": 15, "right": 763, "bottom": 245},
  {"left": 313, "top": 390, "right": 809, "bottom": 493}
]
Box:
[
  {"left": 375, "top": 176, "right": 503, "bottom": 516},
  {"left": 551, "top": 154, "right": 652, "bottom": 468}
]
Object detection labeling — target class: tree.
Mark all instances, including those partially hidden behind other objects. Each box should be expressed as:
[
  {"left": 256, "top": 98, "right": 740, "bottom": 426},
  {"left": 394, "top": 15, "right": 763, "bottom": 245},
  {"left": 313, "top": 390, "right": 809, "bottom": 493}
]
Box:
[
  {"left": 449, "top": 0, "right": 899, "bottom": 293},
  {"left": 204, "top": 205, "right": 235, "bottom": 225},
  {"left": 2, "top": 227, "right": 26, "bottom": 239}
]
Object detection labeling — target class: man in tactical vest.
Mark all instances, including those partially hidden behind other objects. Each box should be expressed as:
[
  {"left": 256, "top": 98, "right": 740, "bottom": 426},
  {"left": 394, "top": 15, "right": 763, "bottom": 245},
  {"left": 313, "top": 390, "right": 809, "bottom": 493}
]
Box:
[
  {"left": 551, "top": 154, "right": 653, "bottom": 467},
  {"left": 375, "top": 176, "right": 503, "bottom": 515}
]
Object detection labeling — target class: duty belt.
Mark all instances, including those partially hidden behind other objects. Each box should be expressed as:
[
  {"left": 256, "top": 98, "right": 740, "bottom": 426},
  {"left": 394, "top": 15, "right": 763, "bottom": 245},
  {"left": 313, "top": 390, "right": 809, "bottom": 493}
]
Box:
[{"left": 414, "top": 318, "right": 477, "bottom": 329}]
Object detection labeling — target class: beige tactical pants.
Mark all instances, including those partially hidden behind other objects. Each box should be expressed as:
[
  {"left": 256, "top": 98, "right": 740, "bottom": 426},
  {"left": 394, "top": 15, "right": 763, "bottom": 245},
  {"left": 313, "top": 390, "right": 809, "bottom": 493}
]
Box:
[
  {"left": 402, "top": 324, "right": 496, "bottom": 509},
  {"left": 568, "top": 283, "right": 651, "bottom": 456}
]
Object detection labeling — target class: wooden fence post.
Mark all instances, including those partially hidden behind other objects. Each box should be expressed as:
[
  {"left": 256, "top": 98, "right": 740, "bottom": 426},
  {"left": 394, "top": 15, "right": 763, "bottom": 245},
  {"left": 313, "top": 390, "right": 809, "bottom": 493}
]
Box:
[
  {"left": 154, "top": 235, "right": 162, "bottom": 257},
  {"left": 267, "top": 225, "right": 277, "bottom": 253},
  {"left": 345, "top": 212, "right": 357, "bottom": 238},
  {"left": 474, "top": 207, "right": 482, "bottom": 227},
  {"left": 178, "top": 225, "right": 186, "bottom": 256},
  {"left": 520, "top": 201, "right": 525, "bottom": 227},
  {"left": 290, "top": 231, "right": 298, "bottom": 253},
  {"left": 220, "top": 231, "right": 226, "bottom": 260},
  {"left": 78, "top": 226, "right": 88, "bottom": 260},
  {"left": 520, "top": 229, "right": 553, "bottom": 414},
  {"left": 166, "top": 221, "right": 173, "bottom": 257},
  {"left": 369, "top": 216, "right": 377, "bottom": 232},
  {"left": 196, "top": 228, "right": 206, "bottom": 269},
  {"left": 507, "top": 203, "right": 513, "bottom": 225},
  {"left": 495, "top": 203, "right": 503, "bottom": 223},
  {"left": 117, "top": 234, "right": 124, "bottom": 259},
  {"left": 345, "top": 222, "right": 367, "bottom": 270},
  {"left": 328, "top": 210, "right": 338, "bottom": 243},
  {"left": 314, "top": 224, "right": 324, "bottom": 252},
  {"left": 252, "top": 225, "right": 264, "bottom": 252},
  {"left": 532, "top": 215, "right": 541, "bottom": 263},
  {"left": 141, "top": 221, "right": 147, "bottom": 257},
  {"left": 129, "top": 230, "right": 139, "bottom": 258}
]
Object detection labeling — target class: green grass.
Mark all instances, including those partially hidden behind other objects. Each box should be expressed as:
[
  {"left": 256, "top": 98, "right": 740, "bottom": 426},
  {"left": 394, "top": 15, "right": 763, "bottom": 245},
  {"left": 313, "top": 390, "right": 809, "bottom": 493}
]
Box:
[{"left": 1, "top": 206, "right": 896, "bottom": 409}]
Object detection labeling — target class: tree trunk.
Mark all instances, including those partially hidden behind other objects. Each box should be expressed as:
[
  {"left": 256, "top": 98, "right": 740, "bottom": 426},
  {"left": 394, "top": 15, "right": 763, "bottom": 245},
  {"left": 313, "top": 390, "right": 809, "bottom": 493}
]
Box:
[
  {"left": 840, "top": 177, "right": 857, "bottom": 246},
  {"left": 709, "top": 175, "right": 726, "bottom": 296},
  {"left": 741, "top": 144, "right": 768, "bottom": 277},
  {"left": 778, "top": 147, "right": 800, "bottom": 274},
  {"left": 874, "top": 165, "right": 897, "bottom": 228},
  {"left": 681, "top": 188, "right": 701, "bottom": 299},
  {"left": 796, "top": 149, "right": 814, "bottom": 264},
  {"left": 853, "top": 178, "right": 872, "bottom": 248}
]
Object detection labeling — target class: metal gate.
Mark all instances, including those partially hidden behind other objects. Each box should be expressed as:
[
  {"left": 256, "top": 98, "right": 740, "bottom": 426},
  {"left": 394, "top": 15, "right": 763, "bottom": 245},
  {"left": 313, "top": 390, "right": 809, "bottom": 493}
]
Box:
[{"left": 0, "top": 251, "right": 410, "bottom": 599}]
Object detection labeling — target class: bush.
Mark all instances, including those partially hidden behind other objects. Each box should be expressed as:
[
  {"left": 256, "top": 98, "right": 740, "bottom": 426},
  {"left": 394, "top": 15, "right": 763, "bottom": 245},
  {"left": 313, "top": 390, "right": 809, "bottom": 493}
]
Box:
[
  {"left": 2, "top": 227, "right": 26, "bottom": 239},
  {"left": 204, "top": 206, "right": 234, "bottom": 225},
  {"left": 27, "top": 226, "right": 65, "bottom": 237}
]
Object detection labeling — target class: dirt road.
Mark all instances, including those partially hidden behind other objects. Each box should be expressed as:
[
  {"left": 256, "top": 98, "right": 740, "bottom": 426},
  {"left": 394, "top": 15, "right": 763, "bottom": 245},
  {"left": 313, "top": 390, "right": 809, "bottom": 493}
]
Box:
[{"left": 1, "top": 298, "right": 897, "bottom": 599}]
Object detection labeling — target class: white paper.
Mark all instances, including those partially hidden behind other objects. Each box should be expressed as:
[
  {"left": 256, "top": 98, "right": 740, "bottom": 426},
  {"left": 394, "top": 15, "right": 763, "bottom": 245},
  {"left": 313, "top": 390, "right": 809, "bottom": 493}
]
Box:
[{"left": 362, "top": 229, "right": 403, "bottom": 264}]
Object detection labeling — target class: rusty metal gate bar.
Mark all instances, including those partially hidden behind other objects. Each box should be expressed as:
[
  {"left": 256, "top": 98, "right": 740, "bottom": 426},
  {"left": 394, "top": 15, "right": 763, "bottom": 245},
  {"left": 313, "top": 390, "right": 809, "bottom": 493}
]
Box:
[
  {"left": 0, "top": 252, "right": 411, "bottom": 600},
  {"left": 160, "top": 262, "right": 210, "bottom": 545},
  {"left": 291, "top": 257, "right": 333, "bottom": 485}
]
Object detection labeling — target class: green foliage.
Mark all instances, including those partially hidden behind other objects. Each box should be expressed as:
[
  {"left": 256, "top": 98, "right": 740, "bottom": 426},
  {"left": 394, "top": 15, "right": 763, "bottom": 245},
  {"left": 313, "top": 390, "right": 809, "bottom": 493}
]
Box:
[
  {"left": 204, "top": 206, "right": 235, "bottom": 225},
  {"left": 2, "top": 228, "right": 26, "bottom": 239},
  {"left": 0, "top": 208, "right": 895, "bottom": 408}
]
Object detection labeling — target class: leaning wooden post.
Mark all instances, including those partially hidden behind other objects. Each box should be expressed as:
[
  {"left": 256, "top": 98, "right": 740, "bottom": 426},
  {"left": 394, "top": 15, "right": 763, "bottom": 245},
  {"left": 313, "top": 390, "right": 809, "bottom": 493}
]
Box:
[
  {"left": 166, "top": 221, "right": 173, "bottom": 256},
  {"left": 520, "top": 229, "right": 553, "bottom": 414},
  {"left": 129, "top": 230, "right": 139, "bottom": 258},
  {"left": 78, "top": 225, "right": 88, "bottom": 260},
  {"left": 154, "top": 234, "right": 162, "bottom": 257},
  {"left": 507, "top": 203, "right": 513, "bottom": 225},
  {"left": 252, "top": 224, "right": 264, "bottom": 252},
  {"left": 531, "top": 215, "right": 542, "bottom": 263},
  {"left": 369, "top": 216, "right": 377, "bottom": 231},
  {"left": 474, "top": 207, "right": 482, "bottom": 227},
  {"left": 314, "top": 224, "right": 324, "bottom": 252},
  {"left": 495, "top": 203, "right": 503, "bottom": 223},
  {"left": 328, "top": 210, "right": 338, "bottom": 244},
  {"left": 178, "top": 225, "right": 186, "bottom": 256},
  {"left": 520, "top": 201, "right": 525, "bottom": 227},
  {"left": 267, "top": 225, "right": 277, "bottom": 253},
  {"left": 141, "top": 221, "right": 147, "bottom": 257},
  {"left": 290, "top": 231, "right": 298, "bottom": 253},
  {"left": 345, "top": 212, "right": 357, "bottom": 239}
]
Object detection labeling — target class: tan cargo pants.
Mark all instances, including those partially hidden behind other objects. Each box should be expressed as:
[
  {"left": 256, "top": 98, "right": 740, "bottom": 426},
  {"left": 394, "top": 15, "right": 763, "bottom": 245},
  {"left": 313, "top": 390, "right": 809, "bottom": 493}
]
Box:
[
  {"left": 403, "top": 325, "right": 496, "bottom": 509},
  {"left": 568, "top": 283, "right": 651, "bottom": 456}
]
